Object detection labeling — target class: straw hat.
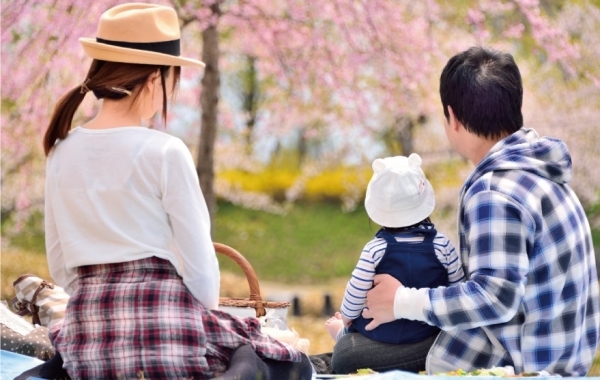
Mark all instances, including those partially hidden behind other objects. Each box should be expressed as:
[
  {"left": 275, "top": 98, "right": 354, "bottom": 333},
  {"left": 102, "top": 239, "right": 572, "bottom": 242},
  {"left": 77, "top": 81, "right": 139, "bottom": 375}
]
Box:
[
  {"left": 364, "top": 153, "right": 435, "bottom": 228},
  {"left": 79, "top": 3, "right": 204, "bottom": 68}
]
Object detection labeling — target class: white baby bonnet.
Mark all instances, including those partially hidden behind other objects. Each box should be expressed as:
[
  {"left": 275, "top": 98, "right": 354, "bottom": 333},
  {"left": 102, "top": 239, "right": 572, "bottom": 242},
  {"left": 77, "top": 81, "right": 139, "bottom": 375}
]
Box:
[{"left": 364, "top": 153, "right": 435, "bottom": 228}]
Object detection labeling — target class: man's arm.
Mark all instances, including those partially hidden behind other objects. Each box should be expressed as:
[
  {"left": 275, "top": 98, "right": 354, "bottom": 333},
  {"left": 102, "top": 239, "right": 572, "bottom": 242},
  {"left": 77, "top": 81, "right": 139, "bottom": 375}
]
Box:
[{"left": 426, "top": 191, "right": 531, "bottom": 330}]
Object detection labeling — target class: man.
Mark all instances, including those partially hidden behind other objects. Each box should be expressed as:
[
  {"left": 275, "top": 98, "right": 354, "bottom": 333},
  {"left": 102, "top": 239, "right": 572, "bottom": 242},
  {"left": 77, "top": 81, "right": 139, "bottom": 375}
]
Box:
[{"left": 363, "top": 46, "right": 600, "bottom": 376}]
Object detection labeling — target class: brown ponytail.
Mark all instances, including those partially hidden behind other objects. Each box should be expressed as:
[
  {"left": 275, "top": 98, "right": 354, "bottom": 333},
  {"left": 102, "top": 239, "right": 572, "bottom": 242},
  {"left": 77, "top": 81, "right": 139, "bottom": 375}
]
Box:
[
  {"left": 43, "top": 60, "right": 181, "bottom": 156},
  {"left": 43, "top": 87, "right": 87, "bottom": 156}
]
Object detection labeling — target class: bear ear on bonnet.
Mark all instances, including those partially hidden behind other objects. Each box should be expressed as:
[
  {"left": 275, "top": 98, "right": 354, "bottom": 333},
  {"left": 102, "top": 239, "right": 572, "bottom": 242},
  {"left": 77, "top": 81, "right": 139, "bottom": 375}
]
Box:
[
  {"left": 372, "top": 154, "right": 423, "bottom": 174},
  {"left": 407, "top": 153, "right": 422, "bottom": 168},
  {"left": 372, "top": 158, "right": 387, "bottom": 173}
]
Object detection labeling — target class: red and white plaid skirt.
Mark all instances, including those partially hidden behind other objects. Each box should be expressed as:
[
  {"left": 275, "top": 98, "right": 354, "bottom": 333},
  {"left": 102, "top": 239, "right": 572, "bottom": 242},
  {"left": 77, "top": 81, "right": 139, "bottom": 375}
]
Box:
[{"left": 50, "top": 257, "right": 300, "bottom": 379}]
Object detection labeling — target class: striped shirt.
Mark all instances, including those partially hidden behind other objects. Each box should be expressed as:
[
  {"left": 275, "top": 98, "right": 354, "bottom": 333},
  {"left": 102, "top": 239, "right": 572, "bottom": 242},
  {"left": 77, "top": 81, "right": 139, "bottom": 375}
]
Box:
[{"left": 340, "top": 226, "right": 464, "bottom": 319}]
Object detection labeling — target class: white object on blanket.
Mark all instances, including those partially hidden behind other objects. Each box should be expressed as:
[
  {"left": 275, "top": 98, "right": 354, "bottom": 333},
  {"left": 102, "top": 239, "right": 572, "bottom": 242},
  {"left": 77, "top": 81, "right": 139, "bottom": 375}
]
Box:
[
  {"left": 0, "top": 301, "right": 34, "bottom": 336},
  {"left": 259, "top": 310, "right": 310, "bottom": 355}
]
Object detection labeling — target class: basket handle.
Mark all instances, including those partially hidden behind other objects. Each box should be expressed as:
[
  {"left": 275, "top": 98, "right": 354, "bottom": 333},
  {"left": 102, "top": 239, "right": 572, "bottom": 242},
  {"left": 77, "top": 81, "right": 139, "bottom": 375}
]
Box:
[{"left": 213, "top": 242, "right": 266, "bottom": 317}]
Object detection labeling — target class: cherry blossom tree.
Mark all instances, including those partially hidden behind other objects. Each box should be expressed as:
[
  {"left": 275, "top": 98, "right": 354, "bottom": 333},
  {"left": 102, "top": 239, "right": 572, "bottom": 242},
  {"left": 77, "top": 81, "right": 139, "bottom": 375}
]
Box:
[{"left": 2, "top": 0, "right": 597, "bottom": 234}]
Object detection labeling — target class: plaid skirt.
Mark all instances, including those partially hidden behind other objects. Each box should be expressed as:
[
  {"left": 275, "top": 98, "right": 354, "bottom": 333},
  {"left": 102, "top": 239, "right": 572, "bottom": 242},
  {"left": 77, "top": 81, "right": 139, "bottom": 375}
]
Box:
[{"left": 50, "top": 257, "right": 300, "bottom": 379}]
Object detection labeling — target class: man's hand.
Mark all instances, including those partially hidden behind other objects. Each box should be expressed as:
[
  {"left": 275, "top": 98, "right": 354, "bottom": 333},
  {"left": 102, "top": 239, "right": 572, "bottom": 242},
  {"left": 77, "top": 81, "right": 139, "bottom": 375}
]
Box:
[{"left": 362, "top": 274, "right": 402, "bottom": 331}]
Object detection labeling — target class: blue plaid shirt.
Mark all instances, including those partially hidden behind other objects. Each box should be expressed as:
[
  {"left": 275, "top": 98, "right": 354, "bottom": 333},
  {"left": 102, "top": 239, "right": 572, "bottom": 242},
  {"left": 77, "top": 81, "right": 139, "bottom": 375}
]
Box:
[{"left": 424, "top": 128, "right": 600, "bottom": 376}]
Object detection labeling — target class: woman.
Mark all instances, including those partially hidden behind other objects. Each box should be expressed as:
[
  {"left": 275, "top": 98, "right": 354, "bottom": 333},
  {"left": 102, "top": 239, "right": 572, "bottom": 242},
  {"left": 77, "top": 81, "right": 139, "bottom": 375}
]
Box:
[{"left": 40, "top": 3, "right": 311, "bottom": 379}]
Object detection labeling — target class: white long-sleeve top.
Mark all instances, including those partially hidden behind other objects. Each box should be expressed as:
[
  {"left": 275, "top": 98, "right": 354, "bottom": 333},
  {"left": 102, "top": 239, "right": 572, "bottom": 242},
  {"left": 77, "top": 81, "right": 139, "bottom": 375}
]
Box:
[{"left": 44, "top": 126, "right": 220, "bottom": 309}]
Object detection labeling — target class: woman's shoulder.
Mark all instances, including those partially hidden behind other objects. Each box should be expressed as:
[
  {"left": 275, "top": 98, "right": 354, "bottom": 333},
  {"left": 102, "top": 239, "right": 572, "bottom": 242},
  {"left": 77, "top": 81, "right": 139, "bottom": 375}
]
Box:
[
  {"left": 109, "top": 127, "right": 187, "bottom": 154},
  {"left": 71, "top": 125, "right": 178, "bottom": 139},
  {"left": 53, "top": 127, "right": 189, "bottom": 160},
  {"left": 124, "top": 127, "right": 181, "bottom": 142},
  {"left": 140, "top": 128, "right": 185, "bottom": 147}
]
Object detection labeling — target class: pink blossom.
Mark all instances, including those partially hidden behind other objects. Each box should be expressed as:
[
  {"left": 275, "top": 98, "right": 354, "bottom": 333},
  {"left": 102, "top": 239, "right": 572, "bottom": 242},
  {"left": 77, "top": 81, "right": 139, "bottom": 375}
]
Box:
[
  {"left": 1, "top": 0, "right": 597, "bottom": 223},
  {"left": 503, "top": 23, "right": 525, "bottom": 39},
  {"left": 467, "top": 8, "right": 486, "bottom": 25}
]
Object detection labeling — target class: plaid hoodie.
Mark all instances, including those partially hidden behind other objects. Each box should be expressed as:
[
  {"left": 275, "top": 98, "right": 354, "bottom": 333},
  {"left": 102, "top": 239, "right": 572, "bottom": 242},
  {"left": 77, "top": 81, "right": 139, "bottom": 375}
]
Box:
[{"left": 424, "top": 128, "right": 600, "bottom": 376}]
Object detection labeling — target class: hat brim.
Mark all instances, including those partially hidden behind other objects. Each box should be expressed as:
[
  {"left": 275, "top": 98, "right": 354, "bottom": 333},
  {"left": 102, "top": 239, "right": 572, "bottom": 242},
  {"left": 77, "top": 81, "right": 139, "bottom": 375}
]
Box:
[
  {"left": 365, "top": 181, "right": 436, "bottom": 228},
  {"left": 79, "top": 38, "right": 205, "bottom": 68}
]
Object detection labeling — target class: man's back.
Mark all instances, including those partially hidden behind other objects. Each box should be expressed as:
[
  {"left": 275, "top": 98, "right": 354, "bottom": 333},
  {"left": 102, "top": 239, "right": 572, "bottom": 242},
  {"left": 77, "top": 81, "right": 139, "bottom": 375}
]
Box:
[{"left": 426, "top": 128, "right": 600, "bottom": 376}]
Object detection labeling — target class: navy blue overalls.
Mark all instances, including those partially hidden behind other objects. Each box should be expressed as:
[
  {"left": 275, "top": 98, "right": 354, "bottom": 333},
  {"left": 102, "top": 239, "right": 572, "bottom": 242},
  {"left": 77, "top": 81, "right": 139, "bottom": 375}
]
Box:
[{"left": 349, "top": 224, "right": 449, "bottom": 344}]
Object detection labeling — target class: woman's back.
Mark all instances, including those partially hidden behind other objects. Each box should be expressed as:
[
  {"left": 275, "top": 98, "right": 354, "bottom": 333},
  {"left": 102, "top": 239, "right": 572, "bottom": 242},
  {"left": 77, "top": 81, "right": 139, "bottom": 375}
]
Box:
[
  {"left": 48, "top": 127, "right": 180, "bottom": 264},
  {"left": 46, "top": 126, "right": 219, "bottom": 307}
]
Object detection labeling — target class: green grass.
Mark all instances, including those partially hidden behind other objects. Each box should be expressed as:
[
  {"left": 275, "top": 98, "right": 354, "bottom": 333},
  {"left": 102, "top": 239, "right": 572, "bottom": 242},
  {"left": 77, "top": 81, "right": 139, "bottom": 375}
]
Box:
[
  {"left": 213, "top": 201, "right": 377, "bottom": 284},
  {"left": 591, "top": 356, "right": 600, "bottom": 377},
  {"left": 2, "top": 202, "right": 600, "bottom": 374},
  {"left": 1, "top": 201, "right": 377, "bottom": 290}
]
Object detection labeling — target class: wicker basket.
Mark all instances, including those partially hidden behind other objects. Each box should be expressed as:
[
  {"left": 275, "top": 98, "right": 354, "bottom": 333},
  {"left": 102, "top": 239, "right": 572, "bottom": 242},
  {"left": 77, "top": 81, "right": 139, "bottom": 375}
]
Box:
[{"left": 214, "top": 242, "right": 290, "bottom": 318}]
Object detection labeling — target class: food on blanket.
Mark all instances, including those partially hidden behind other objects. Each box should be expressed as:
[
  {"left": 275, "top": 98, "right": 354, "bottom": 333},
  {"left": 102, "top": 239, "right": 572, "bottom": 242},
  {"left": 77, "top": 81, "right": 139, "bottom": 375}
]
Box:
[
  {"left": 431, "top": 366, "right": 506, "bottom": 376},
  {"left": 357, "top": 368, "right": 377, "bottom": 374},
  {"left": 354, "top": 368, "right": 378, "bottom": 375},
  {"left": 512, "top": 371, "right": 556, "bottom": 378},
  {"left": 428, "top": 366, "right": 558, "bottom": 377}
]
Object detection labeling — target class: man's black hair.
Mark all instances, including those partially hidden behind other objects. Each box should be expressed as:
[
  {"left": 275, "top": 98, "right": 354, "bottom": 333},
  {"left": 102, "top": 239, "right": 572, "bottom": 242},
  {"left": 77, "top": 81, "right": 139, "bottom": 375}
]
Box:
[{"left": 440, "top": 46, "right": 523, "bottom": 140}]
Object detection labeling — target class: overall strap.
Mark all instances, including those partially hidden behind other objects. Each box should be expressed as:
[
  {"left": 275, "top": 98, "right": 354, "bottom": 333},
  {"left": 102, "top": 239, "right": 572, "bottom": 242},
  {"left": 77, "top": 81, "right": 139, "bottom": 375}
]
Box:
[
  {"left": 375, "top": 228, "right": 399, "bottom": 244},
  {"left": 376, "top": 224, "right": 438, "bottom": 245},
  {"left": 411, "top": 224, "right": 438, "bottom": 244}
]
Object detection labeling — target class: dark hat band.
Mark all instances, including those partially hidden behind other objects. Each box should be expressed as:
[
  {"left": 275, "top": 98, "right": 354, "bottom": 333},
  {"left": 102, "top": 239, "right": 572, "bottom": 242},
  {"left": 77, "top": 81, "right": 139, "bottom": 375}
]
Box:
[{"left": 96, "top": 37, "right": 180, "bottom": 56}]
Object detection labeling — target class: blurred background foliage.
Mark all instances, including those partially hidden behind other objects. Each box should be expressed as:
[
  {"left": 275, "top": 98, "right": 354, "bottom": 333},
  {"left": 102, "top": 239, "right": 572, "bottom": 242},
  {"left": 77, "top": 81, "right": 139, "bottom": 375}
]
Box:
[{"left": 2, "top": 0, "right": 600, "bottom": 367}]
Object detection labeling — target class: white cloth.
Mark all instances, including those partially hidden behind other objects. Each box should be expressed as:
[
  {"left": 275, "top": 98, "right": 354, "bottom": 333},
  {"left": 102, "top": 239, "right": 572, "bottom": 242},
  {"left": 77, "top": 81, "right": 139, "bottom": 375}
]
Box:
[
  {"left": 44, "top": 126, "right": 220, "bottom": 309},
  {"left": 393, "top": 287, "right": 430, "bottom": 321},
  {"left": 0, "top": 302, "right": 34, "bottom": 336}
]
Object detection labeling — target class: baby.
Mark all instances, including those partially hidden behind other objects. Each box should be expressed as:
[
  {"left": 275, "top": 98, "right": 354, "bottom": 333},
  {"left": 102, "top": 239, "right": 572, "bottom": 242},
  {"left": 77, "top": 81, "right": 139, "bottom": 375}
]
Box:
[{"left": 326, "top": 153, "right": 464, "bottom": 344}]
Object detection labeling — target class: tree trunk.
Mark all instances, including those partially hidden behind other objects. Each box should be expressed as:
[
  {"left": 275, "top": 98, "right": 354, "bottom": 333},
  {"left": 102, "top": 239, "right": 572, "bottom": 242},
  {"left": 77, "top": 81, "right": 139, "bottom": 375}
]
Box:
[
  {"left": 197, "top": 5, "right": 220, "bottom": 237},
  {"left": 396, "top": 116, "right": 414, "bottom": 156},
  {"left": 242, "top": 55, "right": 258, "bottom": 155},
  {"left": 298, "top": 128, "right": 307, "bottom": 167}
]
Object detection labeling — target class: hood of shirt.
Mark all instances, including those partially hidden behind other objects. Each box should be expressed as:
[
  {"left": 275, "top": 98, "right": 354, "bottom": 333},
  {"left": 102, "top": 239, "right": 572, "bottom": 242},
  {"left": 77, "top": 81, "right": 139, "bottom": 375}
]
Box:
[{"left": 463, "top": 128, "right": 572, "bottom": 193}]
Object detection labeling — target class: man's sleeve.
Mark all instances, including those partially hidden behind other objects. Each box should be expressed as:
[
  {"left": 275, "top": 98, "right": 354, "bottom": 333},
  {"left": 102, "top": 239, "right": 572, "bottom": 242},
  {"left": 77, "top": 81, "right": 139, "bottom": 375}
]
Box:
[{"left": 424, "top": 190, "right": 532, "bottom": 330}]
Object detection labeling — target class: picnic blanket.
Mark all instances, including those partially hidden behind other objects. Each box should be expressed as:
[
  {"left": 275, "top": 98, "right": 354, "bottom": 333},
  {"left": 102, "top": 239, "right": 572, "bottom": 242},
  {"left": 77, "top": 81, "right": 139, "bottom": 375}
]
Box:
[
  {"left": 0, "top": 350, "right": 43, "bottom": 379},
  {"left": 311, "top": 372, "right": 598, "bottom": 380},
  {"left": 4, "top": 350, "right": 599, "bottom": 380}
]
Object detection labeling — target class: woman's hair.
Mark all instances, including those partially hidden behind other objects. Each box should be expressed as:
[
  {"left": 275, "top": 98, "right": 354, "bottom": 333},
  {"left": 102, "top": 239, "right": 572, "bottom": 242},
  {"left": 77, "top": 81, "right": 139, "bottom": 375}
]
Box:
[{"left": 43, "top": 60, "right": 181, "bottom": 156}]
